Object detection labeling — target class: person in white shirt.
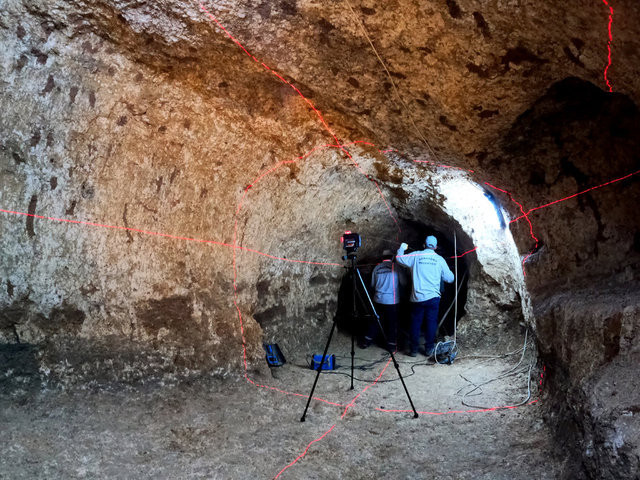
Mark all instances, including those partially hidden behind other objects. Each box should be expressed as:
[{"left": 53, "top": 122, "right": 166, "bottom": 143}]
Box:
[
  {"left": 396, "top": 235, "right": 454, "bottom": 357},
  {"left": 359, "top": 250, "right": 402, "bottom": 352}
]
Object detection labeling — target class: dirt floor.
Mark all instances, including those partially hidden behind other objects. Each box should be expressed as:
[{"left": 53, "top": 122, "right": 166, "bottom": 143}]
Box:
[{"left": 0, "top": 332, "right": 563, "bottom": 479}]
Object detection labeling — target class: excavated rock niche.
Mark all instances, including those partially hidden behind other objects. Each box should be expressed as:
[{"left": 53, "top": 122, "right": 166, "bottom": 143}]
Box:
[{"left": 235, "top": 154, "right": 529, "bottom": 364}]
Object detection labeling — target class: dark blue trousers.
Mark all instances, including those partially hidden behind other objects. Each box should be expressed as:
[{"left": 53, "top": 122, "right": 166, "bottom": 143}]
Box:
[
  {"left": 409, "top": 297, "right": 440, "bottom": 354},
  {"left": 365, "top": 303, "right": 398, "bottom": 350}
]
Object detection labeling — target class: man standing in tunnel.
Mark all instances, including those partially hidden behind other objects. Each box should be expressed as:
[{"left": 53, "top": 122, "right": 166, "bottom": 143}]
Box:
[
  {"left": 359, "top": 249, "right": 403, "bottom": 352},
  {"left": 396, "top": 235, "right": 454, "bottom": 357}
]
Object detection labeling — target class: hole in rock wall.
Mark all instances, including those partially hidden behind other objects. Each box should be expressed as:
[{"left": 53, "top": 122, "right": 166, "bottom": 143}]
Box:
[
  {"left": 239, "top": 153, "right": 529, "bottom": 363},
  {"left": 332, "top": 219, "right": 470, "bottom": 344}
]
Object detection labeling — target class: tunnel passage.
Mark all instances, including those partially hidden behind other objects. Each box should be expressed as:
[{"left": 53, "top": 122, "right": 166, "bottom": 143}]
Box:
[
  {"left": 332, "top": 221, "right": 471, "bottom": 350},
  {"left": 243, "top": 153, "right": 529, "bottom": 362}
]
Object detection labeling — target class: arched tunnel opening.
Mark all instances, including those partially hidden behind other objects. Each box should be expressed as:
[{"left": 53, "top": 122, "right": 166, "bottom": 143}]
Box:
[
  {"left": 315, "top": 220, "right": 472, "bottom": 350},
  {"left": 246, "top": 161, "right": 527, "bottom": 368}
]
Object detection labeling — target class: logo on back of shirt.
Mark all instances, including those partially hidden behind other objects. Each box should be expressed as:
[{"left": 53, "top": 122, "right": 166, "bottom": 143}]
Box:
[{"left": 418, "top": 258, "right": 437, "bottom": 266}]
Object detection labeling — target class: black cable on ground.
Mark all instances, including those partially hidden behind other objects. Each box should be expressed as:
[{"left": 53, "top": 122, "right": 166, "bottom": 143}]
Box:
[
  {"left": 318, "top": 359, "right": 433, "bottom": 384},
  {"left": 297, "top": 352, "right": 435, "bottom": 384},
  {"left": 456, "top": 328, "right": 536, "bottom": 408}
]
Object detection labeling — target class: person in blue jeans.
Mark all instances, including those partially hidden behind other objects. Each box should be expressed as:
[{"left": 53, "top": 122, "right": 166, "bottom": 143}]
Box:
[
  {"left": 396, "top": 235, "right": 454, "bottom": 357},
  {"left": 360, "top": 250, "right": 405, "bottom": 352}
]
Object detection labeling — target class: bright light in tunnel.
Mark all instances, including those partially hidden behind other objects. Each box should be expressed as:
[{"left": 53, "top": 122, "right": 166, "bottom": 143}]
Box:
[
  {"left": 436, "top": 172, "right": 528, "bottom": 309},
  {"left": 439, "top": 177, "right": 505, "bottom": 231}
]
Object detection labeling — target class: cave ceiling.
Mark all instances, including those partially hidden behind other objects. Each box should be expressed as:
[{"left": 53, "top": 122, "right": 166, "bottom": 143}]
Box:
[{"left": 18, "top": 0, "right": 640, "bottom": 170}]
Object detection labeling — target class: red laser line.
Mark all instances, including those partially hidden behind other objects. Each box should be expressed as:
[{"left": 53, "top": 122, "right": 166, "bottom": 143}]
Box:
[
  {"left": 511, "top": 169, "right": 640, "bottom": 222},
  {"left": 245, "top": 377, "right": 345, "bottom": 408},
  {"left": 341, "top": 357, "right": 393, "bottom": 419},
  {"left": 484, "top": 183, "right": 539, "bottom": 276},
  {"left": 273, "top": 424, "right": 337, "bottom": 479},
  {"left": 359, "top": 245, "right": 477, "bottom": 267},
  {"left": 244, "top": 143, "right": 339, "bottom": 190},
  {"left": 376, "top": 399, "right": 539, "bottom": 416},
  {"left": 0, "top": 208, "right": 339, "bottom": 267},
  {"left": 602, "top": 0, "right": 614, "bottom": 92},
  {"left": 0, "top": 208, "right": 229, "bottom": 247},
  {"left": 452, "top": 247, "right": 478, "bottom": 259},
  {"left": 198, "top": 2, "right": 351, "bottom": 160},
  {"left": 273, "top": 357, "right": 393, "bottom": 478}
]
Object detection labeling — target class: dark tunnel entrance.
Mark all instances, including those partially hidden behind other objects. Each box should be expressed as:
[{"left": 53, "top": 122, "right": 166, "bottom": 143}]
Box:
[
  {"left": 334, "top": 221, "right": 470, "bottom": 351},
  {"left": 250, "top": 167, "right": 528, "bottom": 361}
]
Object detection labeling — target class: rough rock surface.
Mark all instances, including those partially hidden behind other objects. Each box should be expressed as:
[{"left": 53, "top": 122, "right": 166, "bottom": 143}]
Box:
[
  {"left": 1, "top": 342, "right": 553, "bottom": 480},
  {"left": 536, "top": 286, "right": 640, "bottom": 478},
  {"left": 1, "top": 0, "right": 639, "bottom": 478}
]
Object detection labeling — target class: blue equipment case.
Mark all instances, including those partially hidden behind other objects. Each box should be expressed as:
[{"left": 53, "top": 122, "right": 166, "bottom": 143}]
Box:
[
  {"left": 310, "top": 354, "right": 336, "bottom": 371},
  {"left": 264, "top": 344, "right": 286, "bottom": 367}
]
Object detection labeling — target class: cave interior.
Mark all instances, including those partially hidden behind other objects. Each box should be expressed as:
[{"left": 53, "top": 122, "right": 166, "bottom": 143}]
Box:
[{"left": 1, "top": 0, "right": 639, "bottom": 478}]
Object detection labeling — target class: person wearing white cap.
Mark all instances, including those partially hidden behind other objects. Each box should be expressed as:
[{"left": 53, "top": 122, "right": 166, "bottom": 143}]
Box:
[
  {"left": 359, "top": 249, "right": 403, "bottom": 352},
  {"left": 396, "top": 235, "right": 454, "bottom": 357}
]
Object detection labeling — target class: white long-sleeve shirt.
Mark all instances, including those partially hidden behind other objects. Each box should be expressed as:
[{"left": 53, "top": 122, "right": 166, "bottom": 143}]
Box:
[
  {"left": 371, "top": 259, "right": 400, "bottom": 305},
  {"left": 395, "top": 246, "right": 454, "bottom": 302}
]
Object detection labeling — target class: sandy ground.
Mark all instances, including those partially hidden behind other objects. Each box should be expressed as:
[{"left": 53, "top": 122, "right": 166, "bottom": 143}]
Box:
[{"left": 0, "top": 332, "right": 562, "bottom": 479}]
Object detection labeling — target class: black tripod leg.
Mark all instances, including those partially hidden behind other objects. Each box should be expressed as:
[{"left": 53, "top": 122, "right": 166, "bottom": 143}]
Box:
[
  {"left": 301, "top": 317, "right": 338, "bottom": 422},
  {"left": 350, "top": 258, "right": 357, "bottom": 391},
  {"left": 350, "top": 333, "right": 355, "bottom": 390},
  {"left": 388, "top": 349, "right": 419, "bottom": 418},
  {"left": 355, "top": 267, "right": 419, "bottom": 419}
]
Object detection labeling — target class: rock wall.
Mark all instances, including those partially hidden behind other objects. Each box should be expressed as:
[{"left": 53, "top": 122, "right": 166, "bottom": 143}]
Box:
[
  {"left": 536, "top": 287, "right": 640, "bottom": 478},
  {"left": 480, "top": 76, "right": 640, "bottom": 478}
]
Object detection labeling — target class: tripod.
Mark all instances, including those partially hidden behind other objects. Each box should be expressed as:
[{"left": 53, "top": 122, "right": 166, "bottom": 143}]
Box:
[{"left": 301, "top": 253, "right": 419, "bottom": 421}]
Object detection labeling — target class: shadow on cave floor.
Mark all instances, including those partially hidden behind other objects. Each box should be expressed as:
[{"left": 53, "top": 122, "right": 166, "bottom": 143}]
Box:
[{"left": 0, "top": 332, "right": 562, "bottom": 480}]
